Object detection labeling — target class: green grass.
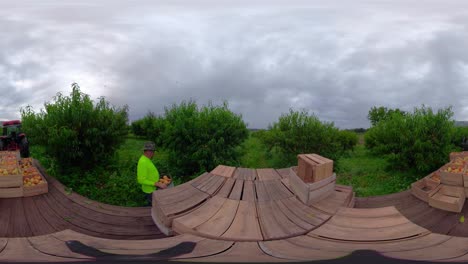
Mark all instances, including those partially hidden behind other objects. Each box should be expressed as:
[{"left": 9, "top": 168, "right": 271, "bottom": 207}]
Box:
[
  {"left": 238, "top": 134, "right": 292, "bottom": 169},
  {"left": 335, "top": 145, "right": 424, "bottom": 197}
]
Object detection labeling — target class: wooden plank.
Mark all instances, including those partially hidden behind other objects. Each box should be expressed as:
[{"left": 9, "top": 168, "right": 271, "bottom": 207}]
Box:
[
  {"left": 21, "top": 197, "right": 56, "bottom": 236},
  {"left": 233, "top": 168, "right": 256, "bottom": 181},
  {"left": 192, "top": 242, "right": 284, "bottom": 263},
  {"left": 228, "top": 179, "right": 244, "bottom": 200},
  {"left": 257, "top": 201, "right": 291, "bottom": 240},
  {"left": 210, "top": 165, "right": 236, "bottom": 178},
  {"left": 382, "top": 236, "right": 468, "bottom": 261},
  {"left": 428, "top": 185, "right": 465, "bottom": 213},
  {"left": 263, "top": 180, "right": 282, "bottom": 201},
  {"left": 259, "top": 239, "right": 350, "bottom": 261},
  {"left": 326, "top": 214, "right": 410, "bottom": 229},
  {"left": 268, "top": 201, "right": 307, "bottom": 237},
  {"left": 410, "top": 208, "right": 451, "bottom": 230},
  {"left": 254, "top": 181, "right": 270, "bottom": 202},
  {"left": 310, "top": 188, "right": 349, "bottom": 214},
  {"left": 203, "top": 175, "right": 225, "bottom": 196},
  {"left": 155, "top": 180, "right": 196, "bottom": 199},
  {"left": 151, "top": 206, "right": 175, "bottom": 236},
  {"left": 46, "top": 183, "right": 160, "bottom": 237},
  {"left": 0, "top": 237, "right": 78, "bottom": 262},
  {"left": 195, "top": 199, "right": 239, "bottom": 238},
  {"left": 170, "top": 238, "right": 234, "bottom": 260},
  {"left": 307, "top": 181, "right": 335, "bottom": 205},
  {"left": 270, "top": 180, "right": 294, "bottom": 199},
  {"left": 28, "top": 234, "right": 92, "bottom": 260},
  {"left": 172, "top": 196, "right": 226, "bottom": 234},
  {"left": 309, "top": 221, "right": 428, "bottom": 241},
  {"left": 241, "top": 180, "right": 256, "bottom": 202},
  {"left": 47, "top": 186, "right": 154, "bottom": 227},
  {"left": 308, "top": 173, "right": 337, "bottom": 191},
  {"left": 0, "top": 174, "right": 22, "bottom": 188},
  {"left": 256, "top": 168, "right": 281, "bottom": 181},
  {"left": 193, "top": 173, "right": 215, "bottom": 190},
  {"left": 216, "top": 177, "right": 235, "bottom": 198},
  {"left": 288, "top": 168, "right": 309, "bottom": 204},
  {"left": 286, "top": 232, "right": 451, "bottom": 253},
  {"left": 6, "top": 198, "right": 32, "bottom": 237},
  {"left": 275, "top": 168, "right": 291, "bottom": 179},
  {"left": 221, "top": 201, "right": 263, "bottom": 241},
  {"left": 0, "top": 238, "right": 7, "bottom": 254},
  {"left": 159, "top": 189, "right": 209, "bottom": 217},
  {"left": 279, "top": 197, "right": 331, "bottom": 226},
  {"left": 274, "top": 200, "right": 315, "bottom": 231},
  {"left": 0, "top": 199, "right": 12, "bottom": 237},
  {"left": 411, "top": 178, "right": 440, "bottom": 202},
  {"left": 0, "top": 186, "right": 23, "bottom": 198},
  {"left": 156, "top": 184, "right": 207, "bottom": 206},
  {"left": 336, "top": 206, "right": 403, "bottom": 218},
  {"left": 52, "top": 229, "right": 204, "bottom": 251},
  {"left": 197, "top": 174, "right": 219, "bottom": 193},
  {"left": 188, "top": 172, "right": 209, "bottom": 189}
]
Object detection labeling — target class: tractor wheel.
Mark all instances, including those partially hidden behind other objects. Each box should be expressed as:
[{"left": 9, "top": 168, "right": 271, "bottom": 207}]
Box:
[{"left": 19, "top": 137, "right": 30, "bottom": 158}]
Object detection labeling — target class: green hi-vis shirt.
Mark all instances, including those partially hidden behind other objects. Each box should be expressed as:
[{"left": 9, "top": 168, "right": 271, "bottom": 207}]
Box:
[{"left": 137, "top": 155, "right": 160, "bottom": 194}]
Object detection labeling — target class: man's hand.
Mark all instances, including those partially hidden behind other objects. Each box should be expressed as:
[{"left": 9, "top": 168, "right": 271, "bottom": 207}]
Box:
[{"left": 155, "top": 181, "right": 168, "bottom": 189}]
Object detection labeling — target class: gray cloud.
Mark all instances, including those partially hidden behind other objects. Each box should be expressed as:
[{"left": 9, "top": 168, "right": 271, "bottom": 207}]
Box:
[{"left": 1, "top": 0, "right": 468, "bottom": 129}]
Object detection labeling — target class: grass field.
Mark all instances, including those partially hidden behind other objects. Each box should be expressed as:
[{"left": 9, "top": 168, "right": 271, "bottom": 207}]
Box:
[
  {"left": 335, "top": 145, "right": 424, "bottom": 197},
  {"left": 31, "top": 133, "right": 425, "bottom": 206}
]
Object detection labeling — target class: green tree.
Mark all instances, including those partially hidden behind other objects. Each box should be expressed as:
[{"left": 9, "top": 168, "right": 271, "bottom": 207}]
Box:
[
  {"left": 368, "top": 106, "right": 406, "bottom": 126},
  {"left": 160, "top": 100, "right": 248, "bottom": 180},
  {"left": 21, "top": 83, "right": 128, "bottom": 171},
  {"left": 262, "top": 109, "right": 356, "bottom": 166},
  {"left": 365, "top": 105, "right": 455, "bottom": 174}
]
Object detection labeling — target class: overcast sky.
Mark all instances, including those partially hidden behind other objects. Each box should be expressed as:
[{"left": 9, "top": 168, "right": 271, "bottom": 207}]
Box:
[{"left": 1, "top": 0, "right": 468, "bottom": 129}]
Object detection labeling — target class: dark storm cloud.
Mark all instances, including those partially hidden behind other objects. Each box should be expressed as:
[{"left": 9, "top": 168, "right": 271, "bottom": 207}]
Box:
[{"left": 2, "top": 0, "right": 468, "bottom": 128}]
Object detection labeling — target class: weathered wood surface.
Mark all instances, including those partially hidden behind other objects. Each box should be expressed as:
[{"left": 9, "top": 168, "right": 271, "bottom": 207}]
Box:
[
  {"left": 0, "top": 160, "right": 164, "bottom": 239},
  {"left": 309, "top": 206, "right": 429, "bottom": 242}
]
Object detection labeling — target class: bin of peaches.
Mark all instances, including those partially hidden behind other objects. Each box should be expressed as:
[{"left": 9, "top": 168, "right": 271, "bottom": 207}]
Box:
[
  {"left": 158, "top": 175, "right": 174, "bottom": 188},
  {"left": 23, "top": 175, "right": 45, "bottom": 187}
]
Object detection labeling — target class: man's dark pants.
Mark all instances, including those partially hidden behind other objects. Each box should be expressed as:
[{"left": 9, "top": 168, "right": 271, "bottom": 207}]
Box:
[{"left": 145, "top": 192, "right": 153, "bottom": 206}]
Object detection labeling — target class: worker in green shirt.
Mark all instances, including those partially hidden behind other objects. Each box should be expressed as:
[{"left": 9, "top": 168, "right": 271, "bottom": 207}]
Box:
[{"left": 137, "top": 141, "right": 167, "bottom": 206}]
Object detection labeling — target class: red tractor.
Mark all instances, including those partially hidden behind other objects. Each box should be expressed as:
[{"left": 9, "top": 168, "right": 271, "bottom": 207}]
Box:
[{"left": 0, "top": 120, "right": 30, "bottom": 157}]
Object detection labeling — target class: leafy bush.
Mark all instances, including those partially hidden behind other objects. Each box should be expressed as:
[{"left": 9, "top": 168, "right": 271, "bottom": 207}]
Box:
[
  {"left": 261, "top": 109, "right": 356, "bottom": 166},
  {"left": 160, "top": 100, "right": 248, "bottom": 180},
  {"left": 337, "top": 130, "right": 359, "bottom": 152},
  {"left": 131, "top": 112, "right": 166, "bottom": 145},
  {"left": 451, "top": 126, "right": 468, "bottom": 150},
  {"left": 21, "top": 83, "right": 129, "bottom": 171},
  {"left": 367, "top": 106, "right": 406, "bottom": 126},
  {"left": 365, "top": 105, "right": 455, "bottom": 174}
]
